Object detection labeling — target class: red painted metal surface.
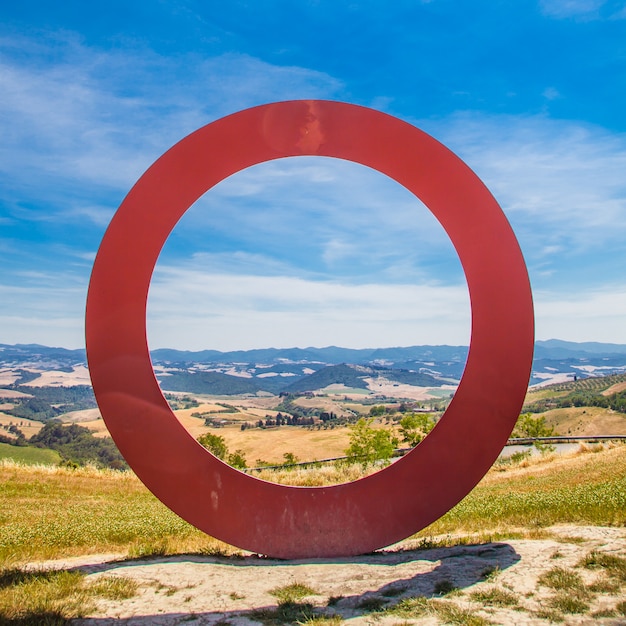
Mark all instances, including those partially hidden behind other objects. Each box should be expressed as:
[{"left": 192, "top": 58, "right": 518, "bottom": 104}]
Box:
[{"left": 85, "top": 100, "right": 534, "bottom": 559}]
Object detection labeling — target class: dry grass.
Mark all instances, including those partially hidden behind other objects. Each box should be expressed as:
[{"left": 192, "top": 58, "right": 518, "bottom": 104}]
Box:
[
  {"left": 0, "top": 460, "right": 238, "bottom": 566},
  {"left": 19, "top": 366, "right": 91, "bottom": 388},
  {"left": 579, "top": 550, "right": 626, "bottom": 582},
  {"left": 0, "top": 414, "right": 45, "bottom": 439},
  {"left": 413, "top": 442, "right": 626, "bottom": 539},
  {"left": 538, "top": 406, "right": 626, "bottom": 436},
  {"left": 269, "top": 582, "right": 318, "bottom": 604},
  {"left": 253, "top": 462, "right": 372, "bottom": 485},
  {"left": 386, "top": 597, "right": 491, "bottom": 625},
  {"left": 1, "top": 443, "right": 624, "bottom": 568},
  {"left": 0, "top": 566, "right": 138, "bottom": 624},
  {"left": 602, "top": 380, "right": 626, "bottom": 395},
  {"left": 524, "top": 387, "right": 570, "bottom": 403},
  {"left": 58, "top": 402, "right": 356, "bottom": 464},
  {"left": 57, "top": 409, "right": 110, "bottom": 439},
  {"left": 212, "top": 424, "right": 354, "bottom": 465}
]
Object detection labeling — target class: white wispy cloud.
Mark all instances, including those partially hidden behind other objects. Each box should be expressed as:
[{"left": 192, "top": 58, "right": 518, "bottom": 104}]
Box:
[
  {"left": 539, "top": 0, "right": 626, "bottom": 19},
  {"left": 2, "top": 29, "right": 625, "bottom": 350},
  {"left": 147, "top": 267, "right": 472, "bottom": 350},
  {"left": 0, "top": 33, "right": 343, "bottom": 209},
  {"left": 0, "top": 281, "right": 86, "bottom": 348},
  {"left": 422, "top": 112, "right": 626, "bottom": 270},
  {"left": 534, "top": 285, "right": 626, "bottom": 341},
  {"left": 147, "top": 265, "right": 626, "bottom": 349},
  {"left": 161, "top": 156, "right": 462, "bottom": 285},
  {"left": 539, "top": 0, "right": 607, "bottom": 19}
]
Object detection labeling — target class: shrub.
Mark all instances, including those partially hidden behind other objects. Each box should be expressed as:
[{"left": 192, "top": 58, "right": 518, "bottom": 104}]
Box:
[
  {"left": 537, "top": 567, "right": 585, "bottom": 591},
  {"left": 470, "top": 587, "right": 519, "bottom": 607},
  {"left": 269, "top": 582, "right": 317, "bottom": 604},
  {"left": 196, "top": 433, "right": 228, "bottom": 459},
  {"left": 197, "top": 434, "right": 248, "bottom": 469},
  {"left": 226, "top": 450, "right": 248, "bottom": 470},
  {"left": 398, "top": 412, "right": 435, "bottom": 446},
  {"left": 344, "top": 419, "right": 398, "bottom": 467},
  {"left": 513, "top": 413, "right": 556, "bottom": 452}
]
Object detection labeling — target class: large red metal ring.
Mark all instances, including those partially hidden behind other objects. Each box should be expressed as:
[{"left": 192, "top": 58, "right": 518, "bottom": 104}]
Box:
[{"left": 86, "top": 100, "right": 534, "bottom": 559}]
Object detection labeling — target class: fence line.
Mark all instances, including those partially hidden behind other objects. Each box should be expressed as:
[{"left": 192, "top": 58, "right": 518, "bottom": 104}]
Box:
[
  {"left": 505, "top": 435, "right": 626, "bottom": 445},
  {"left": 244, "top": 435, "right": 626, "bottom": 473}
]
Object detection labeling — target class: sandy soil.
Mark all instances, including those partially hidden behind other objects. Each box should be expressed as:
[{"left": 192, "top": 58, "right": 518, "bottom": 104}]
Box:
[{"left": 30, "top": 524, "right": 623, "bottom": 625}]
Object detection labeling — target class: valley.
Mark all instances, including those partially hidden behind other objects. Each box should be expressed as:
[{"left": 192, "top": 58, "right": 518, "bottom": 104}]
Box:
[{"left": 0, "top": 341, "right": 625, "bottom": 469}]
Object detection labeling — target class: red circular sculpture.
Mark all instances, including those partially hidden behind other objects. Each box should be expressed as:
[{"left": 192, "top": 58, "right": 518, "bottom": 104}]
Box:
[{"left": 86, "top": 100, "right": 534, "bottom": 559}]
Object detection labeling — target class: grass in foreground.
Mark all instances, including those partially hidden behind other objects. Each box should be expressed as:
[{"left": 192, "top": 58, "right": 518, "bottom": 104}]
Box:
[
  {"left": 269, "top": 582, "right": 318, "bottom": 604},
  {"left": 385, "top": 597, "right": 491, "bottom": 625},
  {"left": 0, "top": 567, "right": 137, "bottom": 625},
  {"left": 413, "top": 442, "right": 626, "bottom": 541},
  {"left": 0, "top": 460, "right": 238, "bottom": 566},
  {"left": 0, "top": 443, "right": 625, "bottom": 567}
]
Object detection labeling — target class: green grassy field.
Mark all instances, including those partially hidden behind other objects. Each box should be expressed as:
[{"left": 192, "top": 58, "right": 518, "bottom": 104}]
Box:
[
  {"left": 0, "top": 442, "right": 60, "bottom": 466},
  {"left": 421, "top": 443, "right": 626, "bottom": 539},
  {"left": 1, "top": 443, "right": 625, "bottom": 567}
]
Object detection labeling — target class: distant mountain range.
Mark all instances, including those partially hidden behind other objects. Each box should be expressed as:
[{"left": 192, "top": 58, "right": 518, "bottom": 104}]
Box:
[{"left": 2, "top": 340, "right": 626, "bottom": 394}]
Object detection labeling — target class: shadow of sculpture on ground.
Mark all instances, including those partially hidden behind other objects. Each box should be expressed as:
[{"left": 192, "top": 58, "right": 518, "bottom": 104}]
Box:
[{"left": 58, "top": 541, "right": 521, "bottom": 625}]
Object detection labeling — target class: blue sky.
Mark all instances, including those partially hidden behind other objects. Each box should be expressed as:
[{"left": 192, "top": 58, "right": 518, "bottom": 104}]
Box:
[{"left": 1, "top": 0, "right": 625, "bottom": 351}]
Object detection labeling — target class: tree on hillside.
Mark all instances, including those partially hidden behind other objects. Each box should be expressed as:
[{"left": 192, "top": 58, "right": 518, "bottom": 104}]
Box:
[
  {"left": 512, "top": 413, "right": 556, "bottom": 452},
  {"left": 368, "top": 405, "right": 386, "bottom": 417},
  {"left": 513, "top": 413, "right": 555, "bottom": 438},
  {"left": 197, "top": 433, "right": 228, "bottom": 459},
  {"left": 29, "top": 420, "right": 127, "bottom": 469},
  {"left": 345, "top": 418, "right": 398, "bottom": 468},
  {"left": 399, "top": 412, "right": 436, "bottom": 447},
  {"left": 282, "top": 452, "right": 299, "bottom": 466},
  {"left": 196, "top": 433, "right": 248, "bottom": 469},
  {"left": 227, "top": 449, "right": 248, "bottom": 470}
]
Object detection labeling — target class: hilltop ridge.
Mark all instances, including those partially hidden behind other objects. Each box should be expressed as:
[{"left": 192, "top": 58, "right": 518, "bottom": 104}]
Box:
[{"left": 1, "top": 340, "right": 626, "bottom": 395}]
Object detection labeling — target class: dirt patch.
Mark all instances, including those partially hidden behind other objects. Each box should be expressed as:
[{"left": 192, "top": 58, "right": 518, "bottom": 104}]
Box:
[{"left": 31, "top": 525, "right": 625, "bottom": 625}]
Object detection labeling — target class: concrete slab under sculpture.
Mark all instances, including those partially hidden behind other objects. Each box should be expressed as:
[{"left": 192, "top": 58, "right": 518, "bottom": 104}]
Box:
[{"left": 85, "top": 100, "right": 534, "bottom": 559}]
